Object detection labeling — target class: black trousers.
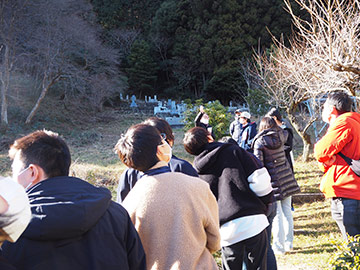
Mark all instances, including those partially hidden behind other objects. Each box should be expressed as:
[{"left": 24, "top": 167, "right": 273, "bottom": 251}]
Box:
[{"left": 221, "top": 229, "right": 268, "bottom": 270}]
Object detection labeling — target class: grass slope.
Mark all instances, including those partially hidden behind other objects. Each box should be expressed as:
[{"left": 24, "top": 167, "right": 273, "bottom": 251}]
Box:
[{"left": 0, "top": 106, "right": 344, "bottom": 269}]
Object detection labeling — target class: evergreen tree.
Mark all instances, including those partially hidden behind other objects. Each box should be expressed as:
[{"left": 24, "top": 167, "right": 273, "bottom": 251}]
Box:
[
  {"left": 125, "top": 40, "right": 158, "bottom": 98},
  {"left": 91, "top": 0, "right": 163, "bottom": 31},
  {"left": 92, "top": 0, "right": 300, "bottom": 103},
  {"left": 150, "top": 0, "right": 298, "bottom": 102}
]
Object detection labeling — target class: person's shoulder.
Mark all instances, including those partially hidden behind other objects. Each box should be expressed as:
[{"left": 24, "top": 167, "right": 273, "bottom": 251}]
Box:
[
  {"left": 99, "top": 201, "right": 135, "bottom": 236},
  {"left": 35, "top": 176, "right": 102, "bottom": 193},
  {"left": 108, "top": 201, "right": 130, "bottom": 218},
  {"left": 119, "top": 167, "right": 142, "bottom": 183},
  {"left": 170, "top": 172, "right": 210, "bottom": 190},
  {"left": 170, "top": 155, "right": 198, "bottom": 175},
  {"left": 339, "top": 112, "right": 360, "bottom": 126}
]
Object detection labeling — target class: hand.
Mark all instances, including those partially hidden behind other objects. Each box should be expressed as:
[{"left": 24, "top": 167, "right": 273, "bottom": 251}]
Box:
[{"left": 323, "top": 155, "right": 336, "bottom": 166}]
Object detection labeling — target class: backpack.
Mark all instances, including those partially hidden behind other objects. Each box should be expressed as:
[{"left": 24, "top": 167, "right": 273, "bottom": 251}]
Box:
[{"left": 338, "top": 152, "right": 360, "bottom": 177}]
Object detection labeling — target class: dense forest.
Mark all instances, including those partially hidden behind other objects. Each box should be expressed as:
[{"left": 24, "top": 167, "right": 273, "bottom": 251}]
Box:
[
  {"left": 0, "top": 0, "right": 302, "bottom": 126},
  {"left": 91, "top": 0, "right": 300, "bottom": 103}
]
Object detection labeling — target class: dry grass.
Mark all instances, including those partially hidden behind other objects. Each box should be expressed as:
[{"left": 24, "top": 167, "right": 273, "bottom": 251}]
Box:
[
  {"left": 275, "top": 158, "right": 343, "bottom": 269},
  {"left": 0, "top": 108, "right": 344, "bottom": 269}
]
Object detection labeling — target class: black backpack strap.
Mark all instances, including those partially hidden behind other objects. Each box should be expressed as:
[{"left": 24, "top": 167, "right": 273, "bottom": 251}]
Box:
[{"left": 338, "top": 152, "right": 352, "bottom": 166}]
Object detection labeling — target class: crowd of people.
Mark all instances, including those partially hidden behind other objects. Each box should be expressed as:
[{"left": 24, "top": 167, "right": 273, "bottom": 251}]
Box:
[{"left": 0, "top": 90, "right": 359, "bottom": 270}]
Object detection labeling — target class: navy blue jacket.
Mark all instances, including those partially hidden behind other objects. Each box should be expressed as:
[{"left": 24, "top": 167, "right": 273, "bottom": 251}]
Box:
[
  {"left": 0, "top": 257, "right": 16, "bottom": 270},
  {"left": 239, "top": 121, "right": 257, "bottom": 152},
  {"left": 116, "top": 155, "right": 198, "bottom": 203},
  {"left": 1, "top": 176, "right": 146, "bottom": 270}
]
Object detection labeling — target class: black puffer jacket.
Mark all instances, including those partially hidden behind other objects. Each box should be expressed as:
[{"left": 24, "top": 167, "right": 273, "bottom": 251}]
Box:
[{"left": 252, "top": 127, "right": 300, "bottom": 200}]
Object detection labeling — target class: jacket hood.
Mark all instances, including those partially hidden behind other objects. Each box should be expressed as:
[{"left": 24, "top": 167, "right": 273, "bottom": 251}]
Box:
[
  {"left": 23, "top": 176, "right": 111, "bottom": 241},
  {"left": 253, "top": 127, "right": 286, "bottom": 150},
  {"left": 194, "top": 142, "right": 231, "bottom": 174}
]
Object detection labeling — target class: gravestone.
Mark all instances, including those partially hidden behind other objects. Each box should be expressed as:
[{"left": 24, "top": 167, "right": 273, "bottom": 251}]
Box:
[
  {"left": 171, "top": 101, "right": 177, "bottom": 113},
  {"left": 130, "top": 95, "right": 137, "bottom": 108},
  {"left": 166, "top": 116, "right": 183, "bottom": 126},
  {"left": 154, "top": 105, "right": 170, "bottom": 115}
]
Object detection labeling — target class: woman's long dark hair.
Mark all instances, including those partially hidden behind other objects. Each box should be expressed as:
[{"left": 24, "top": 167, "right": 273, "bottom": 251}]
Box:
[{"left": 258, "top": 116, "right": 280, "bottom": 132}]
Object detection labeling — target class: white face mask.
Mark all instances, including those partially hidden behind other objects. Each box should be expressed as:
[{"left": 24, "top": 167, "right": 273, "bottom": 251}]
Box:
[
  {"left": 159, "top": 140, "right": 172, "bottom": 163},
  {"left": 322, "top": 100, "right": 332, "bottom": 124},
  {"left": 163, "top": 140, "right": 172, "bottom": 157},
  {"left": 13, "top": 166, "right": 31, "bottom": 190},
  {"left": 24, "top": 181, "right": 33, "bottom": 191}
]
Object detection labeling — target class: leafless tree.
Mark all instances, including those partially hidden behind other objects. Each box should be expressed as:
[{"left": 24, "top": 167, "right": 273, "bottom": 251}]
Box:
[
  {"left": 0, "top": 0, "right": 28, "bottom": 126},
  {"left": 22, "top": 0, "right": 121, "bottom": 123},
  {"left": 108, "top": 28, "right": 140, "bottom": 57},
  {"left": 0, "top": 0, "right": 122, "bottom": 125},
  {"left": 253, "top": 0, "right": 360, "bottom": 161}
]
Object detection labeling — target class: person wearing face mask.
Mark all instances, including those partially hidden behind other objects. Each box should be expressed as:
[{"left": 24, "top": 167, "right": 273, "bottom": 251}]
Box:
[
  {"left": 116, "top": 117, "right": 198, "bottom": 203},
  {"left": 238, "top": 111, "right": 257, "bottom": 152},
  {"left": 115, "top": 124, "right": 220, "bottom": 270},
  {"left": 195, "top": 105, "right": 216, "bottom": 139},
  {"left": 229, "top": 109, "right": 242, "bottom": 145},
  {"left": 0, "top": 177, "right": 31, "bottom": 270},
  {"left": 314, "top": 91, "right": 360, "bottom": 239},
  {"left": 2, "top": 130, "right": 146, "bottom": 270}
]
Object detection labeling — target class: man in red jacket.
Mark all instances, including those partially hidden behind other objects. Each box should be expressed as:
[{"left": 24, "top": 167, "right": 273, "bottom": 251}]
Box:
[{"left": 314, "top": 91, "right": 360, "bottom": 239}]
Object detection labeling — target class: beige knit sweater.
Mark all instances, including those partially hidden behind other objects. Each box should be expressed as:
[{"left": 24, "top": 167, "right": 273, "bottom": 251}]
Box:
[{"left": 123, "top": 172, "right": 220, "bottom": 270}]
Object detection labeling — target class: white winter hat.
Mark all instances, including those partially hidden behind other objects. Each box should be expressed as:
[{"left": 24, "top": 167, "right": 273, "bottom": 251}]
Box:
[{"left": 240, "top": 111, "right": 251, "bottom": 119}]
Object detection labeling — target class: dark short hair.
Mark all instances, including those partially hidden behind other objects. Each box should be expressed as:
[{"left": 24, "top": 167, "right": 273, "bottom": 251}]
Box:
[
  {"left": 115, "top": 124, "right": 162, "bottom": 172},
  {"left": 143, "top": 117, "right": 175, "bottom": 144},
  {"left": 266, "top": 107, "right": 282, "bottom": 122},
  {"left": 183, "top": 127, "right": 210, "bottom": 156},
  {"left": 9, "top": 130, "right": 71, "bottom": 178},
  {"left": 326, "top": 91, "right": 353, "bottom": 114},
  {"left": 258, "top": 116, "right": 278, "bottom": 132}
]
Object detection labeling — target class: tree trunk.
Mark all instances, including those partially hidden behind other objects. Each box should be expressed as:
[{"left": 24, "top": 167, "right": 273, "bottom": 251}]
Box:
[
  {"left": 25, "top": 74, "right": 60, "bottom": 124},
  {"left": 0, "top": 44, "right": 10, "bottom": 126},
  {"left": 0, "top": 81, "right": 8, "bottom": 126},
  {"left": 287, "top": 107, "right": 313, "bottom": 162},
  {"left": 301, "top": 133, "right": 312, "bottom": 162}
]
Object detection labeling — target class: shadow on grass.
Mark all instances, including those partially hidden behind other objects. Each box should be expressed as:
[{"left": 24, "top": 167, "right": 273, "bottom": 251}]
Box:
[
  {"left": 294, "top": 227, "right": 338, "bottom": 236},
  {"left": 296, "top": 175, "right": 323, "bottom": 181},
  {"left": 290, "top": 243, "right": 336, "bottom": 255},
  {"left": 294, "top": 221, "right": 339, "bottom": 236},
  {"left": 294, "top": 210, "right": 331, "bottom": 221}
]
